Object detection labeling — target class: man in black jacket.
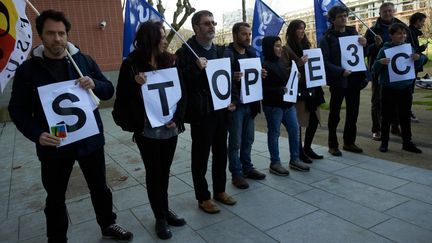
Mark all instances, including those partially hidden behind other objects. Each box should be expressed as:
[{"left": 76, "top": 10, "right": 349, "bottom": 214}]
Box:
[
  {"left": 175, "top": 10, "right": 236, "bottom": 214},
  {"left": 223, "top": 22, "right": 266, "bottom": 189},
  {"left": 8, "top": 10, "right": 132, "bottom": 243},
  {"left": 320, "top": 5, "right": 367, "bottom": 156},
  {"left": 365, "top": 2, "right": 405, "bottom": 140}
]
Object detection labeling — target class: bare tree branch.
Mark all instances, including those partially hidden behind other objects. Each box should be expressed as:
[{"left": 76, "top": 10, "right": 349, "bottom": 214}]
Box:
[{"left": 166, "top": 0, "right": 195, "bottom": 43}]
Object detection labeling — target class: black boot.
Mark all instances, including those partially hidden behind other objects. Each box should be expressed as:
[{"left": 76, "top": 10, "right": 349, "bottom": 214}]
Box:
[
  {"left": 304, "top": 147, "right": 324, "bottom": 159},
  {"left": 299, "top": 147, "right": 312, "bottom": 164},
  {"left": 166, "top": 210, "right": 186, "bottom": 226},
  {"left": 155, "top": 219, "right": 172, "bottom": 239}
]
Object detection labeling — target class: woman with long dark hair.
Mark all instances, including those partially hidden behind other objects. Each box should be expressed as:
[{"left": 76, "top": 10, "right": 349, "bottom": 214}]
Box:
[
  {"left": 114, "top": 21, "right": 186, "bottom": 240},
  {"left": 281, "top": 19, "right": 325, "bottom": 162}
]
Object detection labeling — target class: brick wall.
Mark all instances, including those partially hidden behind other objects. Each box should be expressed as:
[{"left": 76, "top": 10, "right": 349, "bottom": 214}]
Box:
[{"left": 27, "top": 0, "right": 124, "bottom": 71}]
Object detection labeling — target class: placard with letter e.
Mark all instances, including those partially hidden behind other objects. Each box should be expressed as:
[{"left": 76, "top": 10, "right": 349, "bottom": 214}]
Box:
[{"left": 304, "top": 48, "right": 326, "bottom": 88}]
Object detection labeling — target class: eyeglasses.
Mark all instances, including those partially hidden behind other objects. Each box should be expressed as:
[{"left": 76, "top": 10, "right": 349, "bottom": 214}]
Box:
[{"left": 198, "top": 21, "right": 217, "bottom": 27}]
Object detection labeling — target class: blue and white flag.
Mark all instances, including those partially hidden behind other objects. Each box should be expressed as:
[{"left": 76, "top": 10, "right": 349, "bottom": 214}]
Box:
[
  {"left": 314, "top": 0, "right": 340, "bottom": 43},
  {"left": 123, "top": 0, "right": 163, "bottom": 58},
  {"left": 251, "top": 0, "right": 285, "bottom": 57}
]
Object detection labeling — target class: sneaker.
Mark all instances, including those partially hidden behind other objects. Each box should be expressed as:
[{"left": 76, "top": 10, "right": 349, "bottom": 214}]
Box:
[
  {"left": 343, "top": 144, "right": 363, "bottom": 153},
  {"left": 289, "top": 160, "right": 310, "bottom": 172},
  {"left": 304, "top": 148, "right": 324, "bottom": 159},
  {"left": 232, "top": 176, "right": 249, "bottom": 189},
  {"left": 198, "top": 200, "right": 220, "bottom": 214},
  {"left": 411, "top": 112, "right": 419, "bottom": 123},
  {"left": 102, "top": 224, "right": 133, "bottom": 242},
  {"left": 391, "top": 125, "right": 401, "bottom": 137},
  {"left": 166, "top": 210, "right": 186, "bottom": 227},
  {"left": 372, "top": 132, "right": 381, "bottom": 141},
  {"left": 402, "top": 142, "right": 422, "bottom": 153},
  {"left": 328, "top": 147, "right": 342, "bottom": 156},
  {"left": 244, "top": 169, "right": 266, "bottom": 180},
  {"left": 300, "top": 152, "right": 313, "bottom": 164},
  {"left": 214, "top": 192, "right": 237, "bottom": 205},
  {"left": 269, "top": 163, "right": 290, "bottom": 176},
  {"left": 155, "top": 219, "right": 172, "bottom": 239}
]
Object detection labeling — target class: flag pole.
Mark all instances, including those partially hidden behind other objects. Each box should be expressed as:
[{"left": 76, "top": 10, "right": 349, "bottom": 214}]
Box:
[
  {"left": 336, "top": 0, "right": 377, "bottom": 36},
  {"left": 162, "top": 20, "right": 200, "bottom": 59},
  {"left": 24, "top": 0, "right": 100, "bottom": 106}
]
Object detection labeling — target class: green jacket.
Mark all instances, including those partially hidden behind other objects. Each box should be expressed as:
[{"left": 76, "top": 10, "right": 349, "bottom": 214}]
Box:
[{"left": 372, "top": 42, "right": 418, "bottom": 89}]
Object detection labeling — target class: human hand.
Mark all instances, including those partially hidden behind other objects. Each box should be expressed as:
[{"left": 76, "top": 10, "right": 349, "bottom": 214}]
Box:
[
  {"left": 301, "top": 55, "right": 308, "bottom": 64},
  {"left": 261, "top": 68, "right": 267, "bottom": 79},
  {"left": 227, "top": 103, "right": 236, "bottom": 111},
  {"left": 379, "top": 58, "right": 390, "bottom": 65},
  {"left": 76, "top": 76, "right": 95, "bottom": 90},
  {"left": 342, "top": 70, "right": 352, "bottom": 77},
  {"left": 196, "top": 57, "right": 208, "bottom": 70},
  {"left": 39, "top": 132, "right": 61, "bottom": 146},
  {"left": 233, "top": 71, "right": 243, "bottom": 82},
  {"left": 165, "top": 120, "right": 177, "bottom": 129},
  {"left": 358, "top": 36, "right": 367, "bottom": 47},
  {"left": 374, "top": 35, "right": 383, "bottom": 46},
  {"left": 135, "top": 72, "right": 147, "bottom": 85},
  {"left": 411, "top": 53, "right": 420, "bottom": 61}
]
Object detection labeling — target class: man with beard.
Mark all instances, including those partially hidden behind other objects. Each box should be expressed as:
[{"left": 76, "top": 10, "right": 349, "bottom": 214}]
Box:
[
  {"left": 8, "top": 10, "right": 132, "bottom": 242},
  {"left": 223, "top": 22, "right": 267, "bottom": 189},
  {"left": 366, "top": 2, "right": 405, "bottom": 141},
  {"left": 176, "top": 10, "right": 236, "bottom": 214}
]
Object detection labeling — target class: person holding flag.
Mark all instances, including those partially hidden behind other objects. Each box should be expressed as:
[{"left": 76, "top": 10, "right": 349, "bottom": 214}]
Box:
[
  {"left": 8, "top": 10, "right": 133, "bottom": 242},
  {"left": 175, "top": 10, "right": 236, "bottom": 214},
  {"left": 319, "top": 5, "right": 367, "bottom": 157}
]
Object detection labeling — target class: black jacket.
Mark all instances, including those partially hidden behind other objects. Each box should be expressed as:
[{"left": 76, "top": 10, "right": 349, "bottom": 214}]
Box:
[
  {"left": 407, "top": 25, "right": 426, "bottom": 54},
  {"left": 175, "top": 36, "right": 225, "bottom": 124},
  {"left": 222, "top": 43, "right": 261, "bottom": 118},
  {"left": 8, "top": 43, "right": 114, "bottom": 159},
  {"left": 365, "top": 17, "right": 406, "bottom": 69},
  {"left": 320, "top": 26, "right": 366, "bottom": 89},
  {"left": 113, "top": 52, "right": 186, "bottom": 133}
]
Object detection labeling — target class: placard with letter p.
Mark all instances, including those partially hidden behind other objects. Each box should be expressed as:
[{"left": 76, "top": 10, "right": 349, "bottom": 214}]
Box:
[{"left": 239, "top": 57, "right": 262, "bottom": 104}]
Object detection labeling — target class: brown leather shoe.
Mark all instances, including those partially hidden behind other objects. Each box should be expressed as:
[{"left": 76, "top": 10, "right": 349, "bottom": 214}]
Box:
[
  {"left": 343, "top": 144, "right": 363, "bottom": 153},
  {"left": 198, "top": 200, "right": 220, "bottom": 214},
  {"left": 232, "top": 176, "right": 249, "bottom": 189},
  {"left": 214, "top": 192, "right": 237, "bottom": 205}
]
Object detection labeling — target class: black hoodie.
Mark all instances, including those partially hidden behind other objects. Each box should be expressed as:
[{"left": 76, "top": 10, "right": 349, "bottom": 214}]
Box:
[{"left": 261, "top": 36, "right": 293, "bottom": 108}]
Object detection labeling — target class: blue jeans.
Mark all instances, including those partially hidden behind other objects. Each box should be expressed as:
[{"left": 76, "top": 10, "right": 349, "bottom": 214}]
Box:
[
  {"left": 263, "top": 105, "right": 299, "bottom": 164},
  {"left": 228, "top": 104, "right": 255, "bottom": 177}
]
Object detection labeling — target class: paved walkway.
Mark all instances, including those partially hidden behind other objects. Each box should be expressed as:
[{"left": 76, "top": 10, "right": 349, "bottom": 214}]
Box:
[{"left": 1, "top": 109, "right": 432, "bottom": 243}]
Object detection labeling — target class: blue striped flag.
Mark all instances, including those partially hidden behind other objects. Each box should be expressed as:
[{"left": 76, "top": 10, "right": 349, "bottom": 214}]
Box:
[{"left": 314, "top": 0, "right": 340, "bottom": 42}]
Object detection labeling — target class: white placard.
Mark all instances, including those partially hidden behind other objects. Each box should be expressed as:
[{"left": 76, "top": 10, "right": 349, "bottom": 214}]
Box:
[
  {"left": 141, "top": 68, "right": 182, "bottom": 128},
  {"left": 238, "top": 57, "right": 263, "bottom": 104},
  {"left": 38, "top": 80, "right": 99, "bottom": 147},
  {"left": 339, "top": 36, "right": 367, "bottom": 72},
  {"left": 284, "top": 60, "right": 299, "bottom": 103},
  {"left": 205, "top": 58, "right": 232, "bottom": 110},
  {"left": 384, "top": 44, "right": 416, "bottom": 82},
  {"left": 304, "top": 48, "right": 326, "bottom": 88}
]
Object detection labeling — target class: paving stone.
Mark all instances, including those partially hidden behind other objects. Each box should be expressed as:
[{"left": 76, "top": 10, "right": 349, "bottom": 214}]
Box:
[
  {"left": 356, "top": 157, "right": 406, "bottom": 174},
  {"left": 333, "top": 166, "right": 409, "bottom": 190},
  {"left": 267, "top": 210, "right": 392, "bottom": 243},
  {"left": 296, "top": 189, "right": 390, "bottom": 228},
  {"left": 390, "top": 166, "right": 432, "bottom": 186},
  {"left": 259, "top": 174, "right": 312, "bottom": 196},
  {"left": 385, "top": 200, "right": 432, "bottom": 231},
  {"left": 168, "top": 176, "right": 194, "bottom": 196},
  {"left": 312, "top": 176, "right": 409, "bottom": 211},
  {"left": 18, "top": 210, "right": 45, "bottom": 241},
  {"left": 371, "top": 218, "right": 432, "bottom": 243},
  {"left": 66, "top": 196, "right": 96, "bottom": 225},
  {"left": 392, "top": 182, "right": 432, "bottom": 204},
  {"left": 197, "top": 217, "right": 276, "bottom": 243},
  {"left": 112, "top": 185, "right": 149, "bottom": 211},
  {"left": 309, "top": 158, "right": 351, "bottom": 172},
  {"left": 225, "top": 186, "right": 316, "bottom": 230},
  {"left": 0, "top": 217, "right": 19, "bottom": 242},
  {"left": 288, "top": 167, "right": 333, "bottom": 184}
]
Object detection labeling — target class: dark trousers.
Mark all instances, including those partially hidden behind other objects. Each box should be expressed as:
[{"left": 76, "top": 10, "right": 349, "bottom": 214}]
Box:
[
  {"left": 190, "top": 110, "right": 228, "bottom": 202},
  {"left": 303, "top": 111, "right": 319, "bottom": 150},
  {"left": 371, "top": 78, "right": 381, "bottom": 133},
  {"left": 328, "top": 86, "right": 360, "bottom": 148},
  {"left": 40, "top": 148, "right": 116, "bottom": 243},
  {"left": 381, "top": 87, "right": 412, "bottom": 145},
  {"left": 135, "top": 134, "right": 178, "bottom": 219}
]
